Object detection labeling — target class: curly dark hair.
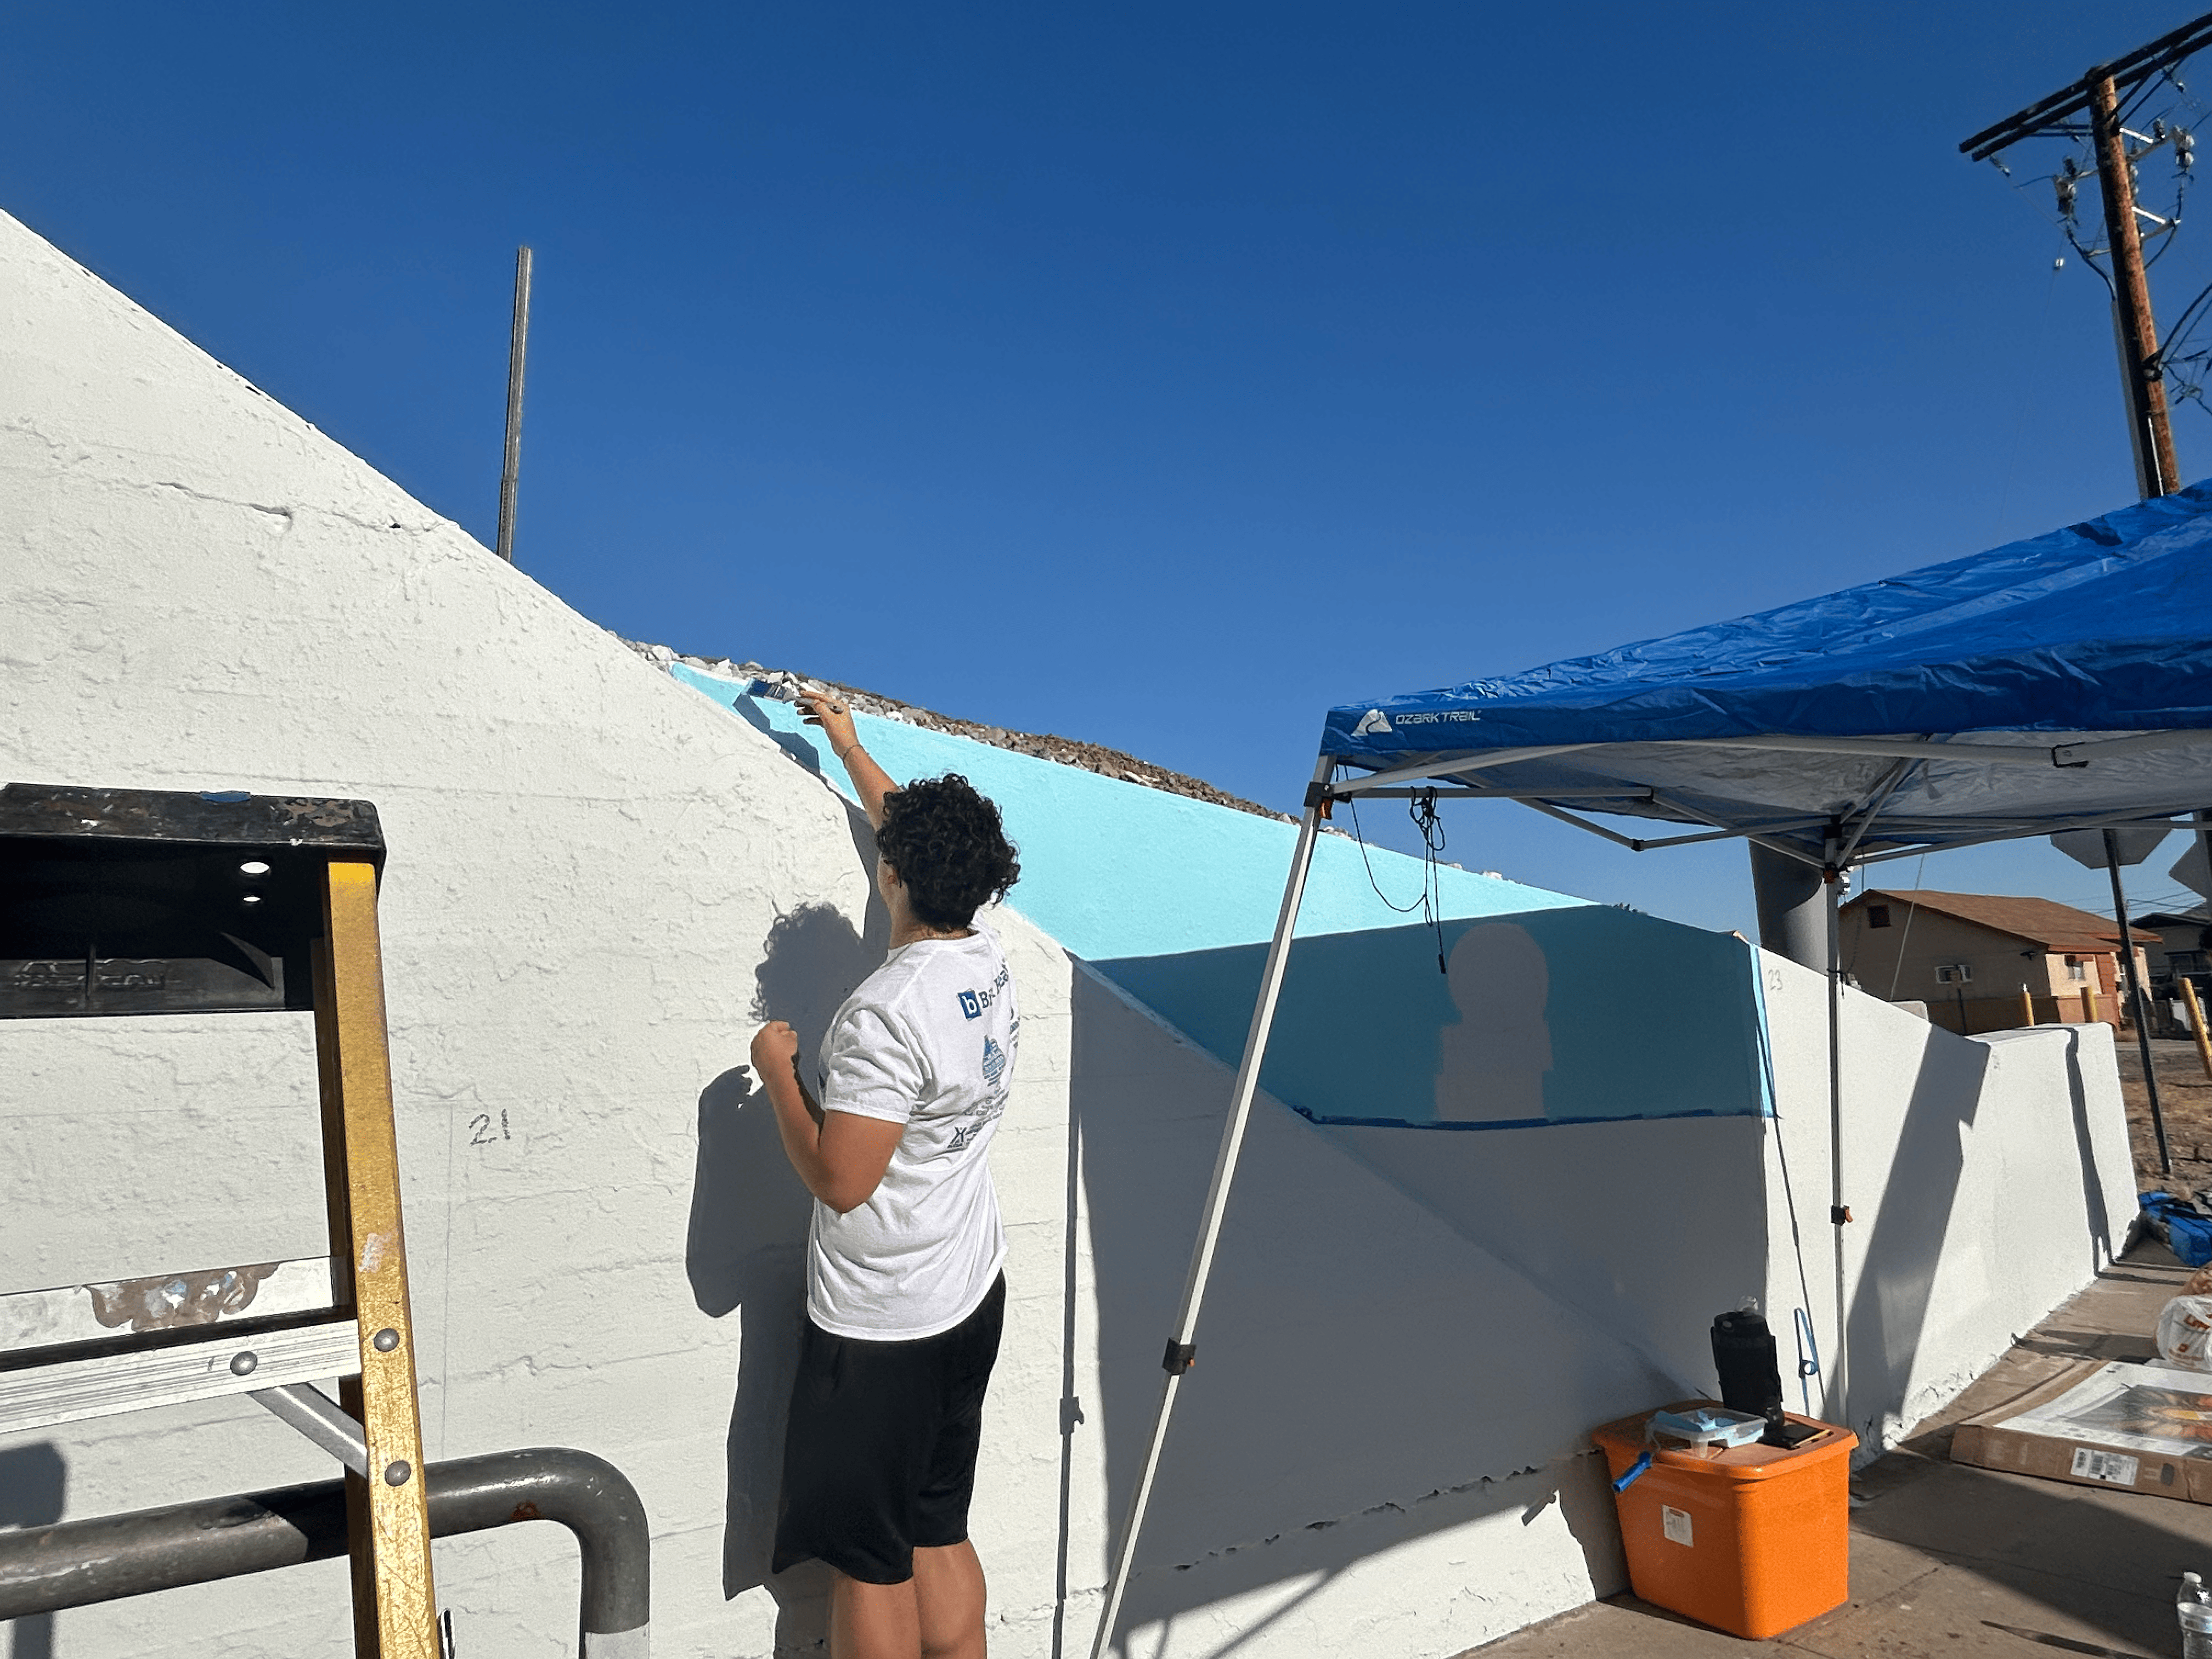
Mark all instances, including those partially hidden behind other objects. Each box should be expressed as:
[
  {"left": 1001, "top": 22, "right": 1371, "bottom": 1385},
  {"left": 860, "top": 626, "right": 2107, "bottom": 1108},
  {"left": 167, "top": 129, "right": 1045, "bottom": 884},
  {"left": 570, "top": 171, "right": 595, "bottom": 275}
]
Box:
[{"left": 874, "top": 774, "right": 1020, "bottom": 930}]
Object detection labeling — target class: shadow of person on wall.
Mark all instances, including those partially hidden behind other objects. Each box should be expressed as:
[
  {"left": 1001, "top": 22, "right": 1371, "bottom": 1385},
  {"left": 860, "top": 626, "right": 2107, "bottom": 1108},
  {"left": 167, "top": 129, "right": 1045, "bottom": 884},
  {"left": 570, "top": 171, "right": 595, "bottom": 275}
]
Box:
[
  {"left": 1434, "top": 922, "right": 1553, "bottom": 1124},
  {"left": 1842, "top": 1022, "right": 1991, "bottom": 1447},
  {"left": 686, "top": 808, "right": 889, "bottom": 1655},
  {"left": 726, "top": 694, "right": 829, "bottom": 777},
  {"left": 0, "top": 1441, "right": 66, "bottom": 1659},
  {"left": 2055, "top": 1026, "right": 2118, "bottom": 1271},
  {"left": 686, "top": 1062, "right": 811, "bottom": 1599}
]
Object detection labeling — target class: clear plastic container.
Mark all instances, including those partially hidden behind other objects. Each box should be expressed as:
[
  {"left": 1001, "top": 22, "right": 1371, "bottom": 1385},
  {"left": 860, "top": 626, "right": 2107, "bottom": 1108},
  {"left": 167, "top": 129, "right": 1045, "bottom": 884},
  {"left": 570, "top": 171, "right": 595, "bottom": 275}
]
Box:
[
  {"left": 1650, "top": 1406, "right": 1769, "bottom": 1449},
  {"left": 2179, "top": 1571, "right": 2212, "bottom": 1658}
]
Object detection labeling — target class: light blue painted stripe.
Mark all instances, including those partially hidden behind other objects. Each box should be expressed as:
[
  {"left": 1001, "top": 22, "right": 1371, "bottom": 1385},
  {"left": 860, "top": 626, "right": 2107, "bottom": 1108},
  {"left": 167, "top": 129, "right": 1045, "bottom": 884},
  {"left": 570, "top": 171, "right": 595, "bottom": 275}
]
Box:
[{"left": 672, "top": 664, "right": 1588, "bottom": 963}]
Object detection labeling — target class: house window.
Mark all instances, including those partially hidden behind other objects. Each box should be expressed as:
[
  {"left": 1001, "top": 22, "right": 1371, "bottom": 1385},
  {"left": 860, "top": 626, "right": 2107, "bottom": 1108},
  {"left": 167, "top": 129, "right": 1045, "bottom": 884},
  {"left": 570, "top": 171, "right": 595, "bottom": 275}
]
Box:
[
  {"left": 1936, "top": 963, "right": 1973, "bottom": 985},
  {"left": 2066, "top": 957, "right": 2086, "bottom": 982},
  {"left": 1867, "top": 905, "right": 1892, "bottom": 928}
]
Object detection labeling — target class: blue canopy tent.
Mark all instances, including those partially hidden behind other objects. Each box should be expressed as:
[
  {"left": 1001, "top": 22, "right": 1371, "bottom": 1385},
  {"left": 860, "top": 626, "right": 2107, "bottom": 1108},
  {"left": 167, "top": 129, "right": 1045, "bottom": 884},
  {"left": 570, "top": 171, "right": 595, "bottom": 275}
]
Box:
[
  {"left": 1089, "top": 483, "right": 2212, "bottom": 1656},
  {"left": 1323, "top": 483, "right": 2212, "bottom": 865}
]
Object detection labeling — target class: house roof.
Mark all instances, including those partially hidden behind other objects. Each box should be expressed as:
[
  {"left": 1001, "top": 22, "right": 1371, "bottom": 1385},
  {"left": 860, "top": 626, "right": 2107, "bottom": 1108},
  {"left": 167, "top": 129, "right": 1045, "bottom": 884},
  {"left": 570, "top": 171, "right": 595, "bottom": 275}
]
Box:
[
  {"left": 1849, "top": 889, "right": 2155, "bottom": 952},
  {"left": 2136, "top": 909, "right": 2212, "bottom": 935}
]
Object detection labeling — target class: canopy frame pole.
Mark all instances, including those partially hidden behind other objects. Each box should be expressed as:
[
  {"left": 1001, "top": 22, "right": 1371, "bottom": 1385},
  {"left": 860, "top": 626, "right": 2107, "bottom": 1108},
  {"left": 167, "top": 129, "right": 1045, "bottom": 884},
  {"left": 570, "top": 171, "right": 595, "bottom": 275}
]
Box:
[
  {"left": 1854, "top": 804, "right": 2208, "bottom": 862},
  {"left": 1514, "top": 795, "right": 1838, "bottom": 867},
  {"left": 1087, "top": 754, "right": 1336, "bottom": 1659},
  {"left": 1825, "top": 836, "right": 1851, "bottom": 1432},
  {"left": 2104, "top": 828, "right": 2172, "bottom": 1174},
  {"left": 1330, "top": 744, "right": 1602, "bottom": 793},
  {"left": 1832, "top": 758, "right": 1920, "bottom": 871}
]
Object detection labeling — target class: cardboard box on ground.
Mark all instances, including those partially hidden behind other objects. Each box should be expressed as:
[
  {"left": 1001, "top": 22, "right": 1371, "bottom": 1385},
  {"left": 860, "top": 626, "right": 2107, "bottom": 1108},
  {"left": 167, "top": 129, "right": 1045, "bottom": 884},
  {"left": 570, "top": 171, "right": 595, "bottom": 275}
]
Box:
[{"left": 1953, "top": 1358, "right": 2212, "bottom": 1502}]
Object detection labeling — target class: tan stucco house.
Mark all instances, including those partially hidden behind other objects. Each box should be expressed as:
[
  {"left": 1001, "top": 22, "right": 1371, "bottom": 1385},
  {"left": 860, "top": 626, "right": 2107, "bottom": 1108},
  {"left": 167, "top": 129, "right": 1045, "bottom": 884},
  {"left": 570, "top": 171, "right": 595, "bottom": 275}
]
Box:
[{"left": 1840, "top": 888, "right": 2153, "bottom": 1035}]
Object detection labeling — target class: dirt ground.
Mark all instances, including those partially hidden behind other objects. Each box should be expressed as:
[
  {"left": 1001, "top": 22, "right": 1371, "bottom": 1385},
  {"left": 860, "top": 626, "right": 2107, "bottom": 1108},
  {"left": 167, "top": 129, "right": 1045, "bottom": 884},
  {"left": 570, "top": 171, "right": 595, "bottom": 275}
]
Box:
[{"left": 2119, "top": 1035, "right": 2212, "bottom": 1197}]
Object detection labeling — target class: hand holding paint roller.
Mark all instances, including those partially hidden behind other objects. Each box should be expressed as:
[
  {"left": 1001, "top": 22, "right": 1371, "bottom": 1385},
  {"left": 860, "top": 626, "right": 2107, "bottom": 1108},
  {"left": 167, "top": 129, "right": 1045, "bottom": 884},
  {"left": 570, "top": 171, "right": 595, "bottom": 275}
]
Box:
[
  {"left": 794, "top": 690, "right": 899, "bottom": 826},
  {"left": 794, "top": 689, "right": 856, "bottom": 757}
]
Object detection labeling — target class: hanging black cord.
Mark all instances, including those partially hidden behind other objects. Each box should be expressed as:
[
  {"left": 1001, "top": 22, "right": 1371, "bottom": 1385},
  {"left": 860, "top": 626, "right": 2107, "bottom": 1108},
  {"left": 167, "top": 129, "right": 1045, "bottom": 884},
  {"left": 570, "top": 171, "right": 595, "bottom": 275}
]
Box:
[
  {"left": 1344, "top": 788, "right": 1453, "bottom": 974},
  {"left": 1410, "top": 789, "right": 1449, "bottom": 974}
]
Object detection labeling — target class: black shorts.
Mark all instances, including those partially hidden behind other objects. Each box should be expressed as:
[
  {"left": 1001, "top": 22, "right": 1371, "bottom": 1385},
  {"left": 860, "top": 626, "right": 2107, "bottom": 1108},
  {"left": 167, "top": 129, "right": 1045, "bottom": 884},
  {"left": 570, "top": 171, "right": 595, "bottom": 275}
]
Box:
[{"left": 772, "top": 1274, "right": 1006, "bottom": 1585}]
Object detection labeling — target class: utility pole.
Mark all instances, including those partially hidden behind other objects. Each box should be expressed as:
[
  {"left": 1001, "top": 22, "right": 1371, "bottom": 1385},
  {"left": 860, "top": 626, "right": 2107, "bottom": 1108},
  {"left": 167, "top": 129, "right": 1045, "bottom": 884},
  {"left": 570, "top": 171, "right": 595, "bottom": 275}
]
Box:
[
  {"left": 2090, "top": 71, "right": 2182, "bottom": 496},
  {"left": 1962, "top": 10, "right": 2212, "bottom": 499},
  {"left": 496, "top": 245, "right": 533, "bottom": 564}
]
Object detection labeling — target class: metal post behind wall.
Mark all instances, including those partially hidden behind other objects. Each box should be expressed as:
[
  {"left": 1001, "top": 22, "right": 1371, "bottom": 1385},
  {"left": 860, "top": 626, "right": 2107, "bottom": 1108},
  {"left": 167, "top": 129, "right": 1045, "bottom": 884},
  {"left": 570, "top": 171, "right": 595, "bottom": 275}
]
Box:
[
  {"left": 496, "top": 245, "right": 533, "bottom": 565},
  {"left": 1087, "top": 755, "right": 1335, "bottom": 1659},
  {"left": 1750, "top": 842, "right": 1827, "bottom": 972},
  {"left": 2105, "top": 828, "right": 2172, "bottom": 1173}
]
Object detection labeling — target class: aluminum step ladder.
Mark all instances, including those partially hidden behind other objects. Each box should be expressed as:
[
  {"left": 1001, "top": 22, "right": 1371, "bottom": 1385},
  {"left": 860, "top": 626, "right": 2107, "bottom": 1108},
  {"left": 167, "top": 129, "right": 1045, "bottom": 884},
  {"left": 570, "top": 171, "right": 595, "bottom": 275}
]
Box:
[{"left": 0, "top": 782, "right": 439, "bottom": 1657}]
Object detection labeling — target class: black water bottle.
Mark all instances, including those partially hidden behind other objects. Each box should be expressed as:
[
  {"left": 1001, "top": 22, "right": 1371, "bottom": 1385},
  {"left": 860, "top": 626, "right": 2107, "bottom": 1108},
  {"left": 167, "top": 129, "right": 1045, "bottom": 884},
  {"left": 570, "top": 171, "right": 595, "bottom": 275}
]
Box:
[{"left": 1711, "top": 1307, "right": 1784, "bottom": 1422}]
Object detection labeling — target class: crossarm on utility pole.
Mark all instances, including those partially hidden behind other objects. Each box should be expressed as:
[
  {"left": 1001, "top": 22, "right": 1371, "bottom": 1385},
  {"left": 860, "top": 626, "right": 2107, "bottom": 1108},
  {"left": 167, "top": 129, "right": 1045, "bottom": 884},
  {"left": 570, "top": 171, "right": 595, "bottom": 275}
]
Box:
[{"left": 1960, "top": 10, "right": 2212, "bottom": 161}]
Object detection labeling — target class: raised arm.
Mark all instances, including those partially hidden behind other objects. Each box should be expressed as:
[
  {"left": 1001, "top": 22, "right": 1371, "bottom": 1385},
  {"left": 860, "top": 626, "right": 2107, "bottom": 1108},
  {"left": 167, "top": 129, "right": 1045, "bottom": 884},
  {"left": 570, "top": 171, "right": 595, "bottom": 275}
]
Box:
[{"left": 796, "top": 691, "right": 896, "bottom": 830}]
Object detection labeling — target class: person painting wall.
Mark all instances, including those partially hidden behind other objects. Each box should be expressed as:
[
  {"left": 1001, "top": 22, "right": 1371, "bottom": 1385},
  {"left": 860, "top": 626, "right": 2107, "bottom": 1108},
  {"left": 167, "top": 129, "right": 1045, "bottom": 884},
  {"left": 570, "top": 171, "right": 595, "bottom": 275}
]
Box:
[{"left": 749, "top": 691, "right": 1024, "bottom": 1659}]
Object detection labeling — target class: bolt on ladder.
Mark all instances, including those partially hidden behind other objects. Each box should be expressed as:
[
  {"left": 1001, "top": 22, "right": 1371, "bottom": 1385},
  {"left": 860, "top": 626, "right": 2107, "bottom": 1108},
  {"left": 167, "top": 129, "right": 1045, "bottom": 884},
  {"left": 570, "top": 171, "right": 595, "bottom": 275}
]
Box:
[{"left": 0, "top": 782, "right": 439, "bottom": 1657}]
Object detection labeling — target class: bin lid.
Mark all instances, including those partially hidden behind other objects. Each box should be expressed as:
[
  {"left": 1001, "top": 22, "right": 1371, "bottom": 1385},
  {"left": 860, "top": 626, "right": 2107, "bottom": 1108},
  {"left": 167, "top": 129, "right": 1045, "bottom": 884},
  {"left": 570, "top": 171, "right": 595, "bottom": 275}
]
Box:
[{"left": 1593, "top": 1402, "right": 1858, "bottom": 1482}]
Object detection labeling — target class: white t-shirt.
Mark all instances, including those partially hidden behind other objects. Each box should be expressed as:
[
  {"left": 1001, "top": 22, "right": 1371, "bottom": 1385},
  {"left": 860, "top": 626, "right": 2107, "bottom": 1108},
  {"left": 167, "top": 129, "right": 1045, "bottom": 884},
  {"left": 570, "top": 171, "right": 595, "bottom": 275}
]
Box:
[{"left": 807, "top": 924, "right": 1017, "bottom": 1340}]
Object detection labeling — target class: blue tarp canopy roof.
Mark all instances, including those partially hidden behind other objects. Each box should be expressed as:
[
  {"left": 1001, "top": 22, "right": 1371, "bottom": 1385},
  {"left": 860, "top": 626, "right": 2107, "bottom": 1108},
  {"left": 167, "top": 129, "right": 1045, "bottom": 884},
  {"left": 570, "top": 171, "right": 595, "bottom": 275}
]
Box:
[{"left": 1322, "top": 482, "right": 2212, "bottom": 865}]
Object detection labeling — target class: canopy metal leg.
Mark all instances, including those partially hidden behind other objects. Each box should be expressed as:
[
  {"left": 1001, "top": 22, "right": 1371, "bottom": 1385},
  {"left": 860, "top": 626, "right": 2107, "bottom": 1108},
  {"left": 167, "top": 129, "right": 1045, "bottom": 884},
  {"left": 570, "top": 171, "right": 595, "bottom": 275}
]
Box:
[
  {"left": 1087, "top": 757, "right": 1335, "bottom": 1659},
  {"left": 2104, "top": 828, "right": 2172, "bottom": 1174},
  {"left": 1825, "top": 861, "right": 1850, "bottom": 1432}
]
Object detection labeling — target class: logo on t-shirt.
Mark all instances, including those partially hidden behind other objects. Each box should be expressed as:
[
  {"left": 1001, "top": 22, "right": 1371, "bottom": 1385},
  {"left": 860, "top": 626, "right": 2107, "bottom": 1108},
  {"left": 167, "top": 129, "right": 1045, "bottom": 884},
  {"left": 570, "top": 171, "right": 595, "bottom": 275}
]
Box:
[
  {"left": 981, "top": 1035, "right": 1006, "bottom": 1085},
  {"left": 957, "top": 963, "right": 1011, "bottom": 1022}
]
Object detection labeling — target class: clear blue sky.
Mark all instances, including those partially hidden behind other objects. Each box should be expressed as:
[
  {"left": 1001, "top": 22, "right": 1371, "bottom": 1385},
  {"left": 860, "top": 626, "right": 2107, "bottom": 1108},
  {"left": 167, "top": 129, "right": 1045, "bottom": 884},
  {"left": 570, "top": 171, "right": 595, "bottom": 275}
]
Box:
[{"left": 7, "top": 2, "right": 2209, "bottom": 931}]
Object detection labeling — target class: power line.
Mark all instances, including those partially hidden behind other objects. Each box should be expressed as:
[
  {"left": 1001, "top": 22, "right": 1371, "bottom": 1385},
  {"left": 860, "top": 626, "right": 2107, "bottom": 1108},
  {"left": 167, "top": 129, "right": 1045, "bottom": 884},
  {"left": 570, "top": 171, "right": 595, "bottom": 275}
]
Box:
[{"left": 1962, "top": 9, "right": 2212, "bottom": 161}]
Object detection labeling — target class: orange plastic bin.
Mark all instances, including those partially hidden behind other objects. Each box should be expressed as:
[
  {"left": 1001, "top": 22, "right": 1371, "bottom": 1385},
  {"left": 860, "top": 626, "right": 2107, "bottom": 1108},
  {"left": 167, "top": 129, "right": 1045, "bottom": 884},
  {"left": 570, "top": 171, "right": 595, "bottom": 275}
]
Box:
[{"left": 1592, "top": 1404, "right": 1858, "bottom": 1640}]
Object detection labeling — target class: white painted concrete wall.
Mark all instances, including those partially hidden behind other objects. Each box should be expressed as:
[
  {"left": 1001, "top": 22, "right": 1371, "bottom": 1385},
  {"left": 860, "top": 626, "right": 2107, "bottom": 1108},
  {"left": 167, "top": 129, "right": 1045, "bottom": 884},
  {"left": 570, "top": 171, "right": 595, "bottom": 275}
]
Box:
[
  {"left": 0, "top": 204, "right": 1646, "bottom": 1659},
  {"left": 1328, "top": 952, "right": 2138, "bottom": 1474},
  {"left": 1752, "top": 951, "right": 2138, "bottom": 1459},
  {"left": 0, "top": 202, "right": 1079, "bottom": 1658},
  {"left": 0, "top": 204, "right": 2144, "bottom": 1659},
  {"left": 1063, "top": 968, "right": 1658, "bottom": 1657}
]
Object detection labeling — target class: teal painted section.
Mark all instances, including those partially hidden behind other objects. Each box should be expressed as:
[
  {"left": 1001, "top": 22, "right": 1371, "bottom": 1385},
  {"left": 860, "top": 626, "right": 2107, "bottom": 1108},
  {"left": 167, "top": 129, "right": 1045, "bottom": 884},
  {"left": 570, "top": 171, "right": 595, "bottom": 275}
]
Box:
[
  {"left": 673, "top": 663, "right": 1588, "bottom": 962},
  {"left": 674, "top": 665, "right": 1765, "bottom": 1132},
  {"left": 1093, "top": 912, "right": 1768, "bottom": 1130}
]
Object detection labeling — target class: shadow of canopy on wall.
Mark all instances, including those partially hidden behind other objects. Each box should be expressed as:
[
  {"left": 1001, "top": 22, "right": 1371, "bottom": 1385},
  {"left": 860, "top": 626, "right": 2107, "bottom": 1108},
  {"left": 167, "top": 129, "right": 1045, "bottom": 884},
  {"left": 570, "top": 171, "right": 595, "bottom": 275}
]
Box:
[{"left": 1087, "top": 478, "right": 2212, "bottom": 1657}]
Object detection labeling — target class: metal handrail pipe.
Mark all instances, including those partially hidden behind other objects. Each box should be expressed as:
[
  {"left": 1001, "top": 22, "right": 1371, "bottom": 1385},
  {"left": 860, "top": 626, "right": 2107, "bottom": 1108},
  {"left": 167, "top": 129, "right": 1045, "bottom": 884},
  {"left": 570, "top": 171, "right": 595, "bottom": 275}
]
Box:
[{"left": 0, "top": 1446, "right": 648, "bottom": 1656}]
